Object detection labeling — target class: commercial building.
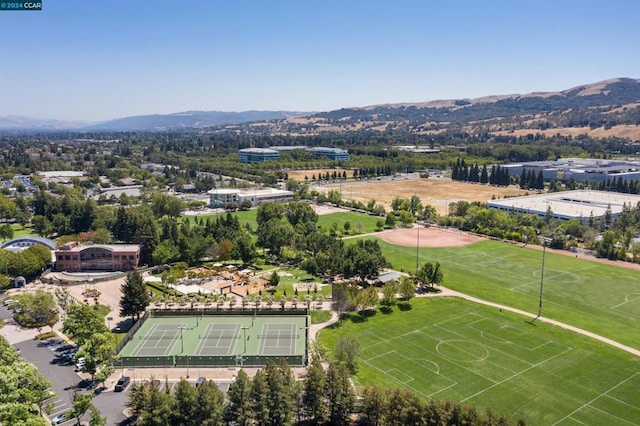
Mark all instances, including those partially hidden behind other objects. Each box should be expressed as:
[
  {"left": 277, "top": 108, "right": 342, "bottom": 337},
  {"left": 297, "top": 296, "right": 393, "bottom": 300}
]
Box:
[
  {"left": 502, "top": 158, "right": 640, "bottom": 183},
  {"left": 96, "top": 185, "right": 143, "bottom": 200},
  {"left": 208, "top": 187, "right": 294, "bottom": 208},
  {"left": 487, "top": 190, "right": 640, "bottom": 223},
  {"left": 0, "top": 236, "right": 56, "bottom": 253},
  {"left": 55, "top": 242, "right": 141, "bottom": 272},
  {"left": 308, "top": 147, "right": 350, "bottom": 161},
  {"left": 208, "top": 188, "right": 241, "bottom": 208},
  {"left": 237, "top": 148, "right": 280, "bottom": 164}
]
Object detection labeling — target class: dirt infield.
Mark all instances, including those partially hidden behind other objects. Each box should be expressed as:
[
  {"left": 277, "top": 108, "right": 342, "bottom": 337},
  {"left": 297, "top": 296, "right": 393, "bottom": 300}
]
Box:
[{"left": 378, "top": 226, "right": 484, "bottom": 247}]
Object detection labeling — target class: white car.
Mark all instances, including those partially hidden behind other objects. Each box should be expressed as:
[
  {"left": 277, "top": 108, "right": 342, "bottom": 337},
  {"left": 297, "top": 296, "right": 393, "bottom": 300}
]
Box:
[
  {"left": 51, "top": 411, "right": 69, "bottom": 424},
  {"left": 2, "top": 299, "right": 14, "bottom": 307}
]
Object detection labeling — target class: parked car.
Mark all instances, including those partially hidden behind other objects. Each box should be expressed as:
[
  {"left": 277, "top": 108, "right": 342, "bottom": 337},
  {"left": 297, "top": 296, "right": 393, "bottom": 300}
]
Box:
[
  {"left": 115, "top": 376, "right": 131, "bottom": 392},
  {"left": 51, "top": 411, "right": 69, "bottom": 424},
  {"left": 2, "top": 299, "right": 14, "bottom": 307},
  {"left": 196, "top": 376, "right": 206, "bottom": 387}
]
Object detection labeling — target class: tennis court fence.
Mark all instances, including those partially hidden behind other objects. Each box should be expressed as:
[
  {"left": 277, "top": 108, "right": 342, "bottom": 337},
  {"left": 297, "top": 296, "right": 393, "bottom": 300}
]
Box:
[
  {"left": 119, "top": 354, "right": 305, "bottom": 368},
  {"left": 114, "top": 311, "right": 150, "bottom": 354},
  {"left": 150, "top": 307, "right": 309, "bottom": 317}
]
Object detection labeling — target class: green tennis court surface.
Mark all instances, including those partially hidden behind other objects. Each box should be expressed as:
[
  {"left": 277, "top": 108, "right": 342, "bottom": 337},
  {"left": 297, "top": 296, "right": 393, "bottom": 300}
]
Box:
[{"left": 118, "top": 314, "right": 307, "bottom": 367}]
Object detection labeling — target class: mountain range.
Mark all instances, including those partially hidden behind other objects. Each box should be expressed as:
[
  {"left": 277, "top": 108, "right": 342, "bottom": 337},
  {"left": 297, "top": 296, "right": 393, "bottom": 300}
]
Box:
[
  {"left": 2, "top": 78, "right": 639, "bottom": 140},
  {"left": 0, "top": 110, "right": 309, "bottom": 132}
]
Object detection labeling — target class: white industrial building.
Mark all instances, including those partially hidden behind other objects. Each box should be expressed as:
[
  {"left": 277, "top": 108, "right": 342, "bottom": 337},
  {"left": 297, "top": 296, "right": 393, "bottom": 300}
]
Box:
[
  {"left": 502, "top": 158, "right": 640, "bottom": 183},
  {"left": 208, "top": 187, "right": 294, "bottom": 208},
  {"left": 487, "top": 190, "right": 640, "bottom": 223}
]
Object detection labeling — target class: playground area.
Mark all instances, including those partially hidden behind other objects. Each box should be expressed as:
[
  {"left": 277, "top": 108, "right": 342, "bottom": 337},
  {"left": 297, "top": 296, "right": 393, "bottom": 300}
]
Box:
[{"left": 118, "top": 312, "right": 308, "bottom": 368}]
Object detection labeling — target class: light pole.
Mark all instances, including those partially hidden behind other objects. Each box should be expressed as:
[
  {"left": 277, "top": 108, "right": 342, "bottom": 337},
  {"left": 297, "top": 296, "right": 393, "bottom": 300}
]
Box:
[
  {"left": 178, "top": 326, "right": 186, "bottom": 353},
  {"left": 241, "top": 326, "right": 249, "bottom": 353},
  {"left": 532, "top": 237, "right": 552, "bottom": 323},
  {"left": 416, "top": 220, "right": 420, "bottom": 275}
]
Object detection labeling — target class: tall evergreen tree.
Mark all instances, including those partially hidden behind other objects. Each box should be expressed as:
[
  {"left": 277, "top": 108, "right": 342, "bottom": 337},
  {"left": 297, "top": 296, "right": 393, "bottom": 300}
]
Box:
[
  {"left": 171, "top": 379, "right": 198, "bottom": 425},
  {"left": 325, "top": 363, "right": 355, "bottom": 426},
  {"left": 225, "top": 370, "right": 253, "bottom": 426},
  {"left": 119, "top": 271, "right": 150, "bottom": 321},
  {"left": 195, "top": 379, "right": 225, "bottom": 425},
  {"left": 250, "top": 369, "right": 270, "bottom": 426}
]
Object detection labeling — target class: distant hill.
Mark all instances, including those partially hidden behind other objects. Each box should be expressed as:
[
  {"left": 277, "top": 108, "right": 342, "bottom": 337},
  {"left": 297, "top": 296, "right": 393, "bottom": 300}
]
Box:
[
  {"left": 84, "top": 110, "right": 310, "bottom": 131},
  {"left": 0, "top": 115, "right": 88, "bottom": 130},
  {"left": 218, "top": 78, "right": 640, "bottom": 140},
  {"left": 0, "top": 111, "right": 310, "bottom": 131}
]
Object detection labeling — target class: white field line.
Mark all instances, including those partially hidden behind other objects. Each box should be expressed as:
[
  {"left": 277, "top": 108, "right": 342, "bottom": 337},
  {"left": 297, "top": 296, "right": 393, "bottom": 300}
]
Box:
[{"left": 551, "top": 373, "right": 639, "bottom": 425}]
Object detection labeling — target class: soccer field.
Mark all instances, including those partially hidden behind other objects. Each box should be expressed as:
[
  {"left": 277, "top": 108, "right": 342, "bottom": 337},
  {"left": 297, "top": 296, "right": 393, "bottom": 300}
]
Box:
[
  {"left": 318, "top": 298, "right": 640, "bottom": 424},
  {"left": 374, "top": 239, "right": 640, "bottom": 350}
]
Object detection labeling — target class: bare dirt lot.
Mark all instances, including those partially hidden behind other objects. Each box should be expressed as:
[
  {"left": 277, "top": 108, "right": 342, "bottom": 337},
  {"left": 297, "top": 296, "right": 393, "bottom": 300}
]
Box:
[
  {"left": 378, "top": 226, "right": 484, "bottom": 247},
  {"left": 316, "top": 177, "right": 535, "bottom": 215}
]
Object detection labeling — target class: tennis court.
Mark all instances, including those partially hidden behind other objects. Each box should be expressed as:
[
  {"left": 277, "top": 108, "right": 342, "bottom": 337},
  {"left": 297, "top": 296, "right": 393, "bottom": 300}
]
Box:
[{"left": 118, "top": 312, "right": 308, "bottom": 367}]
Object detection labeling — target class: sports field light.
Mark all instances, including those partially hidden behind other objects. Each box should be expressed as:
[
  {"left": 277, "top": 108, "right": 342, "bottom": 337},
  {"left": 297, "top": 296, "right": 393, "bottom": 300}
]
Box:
[{"left": 531, "top": 237, "right": 552, "bottom": 323}]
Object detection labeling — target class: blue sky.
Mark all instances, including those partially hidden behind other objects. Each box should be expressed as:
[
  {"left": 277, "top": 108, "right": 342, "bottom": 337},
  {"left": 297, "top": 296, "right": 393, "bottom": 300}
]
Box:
[{"left": 1, "top": 0, "right": 638, "bottom": 121}]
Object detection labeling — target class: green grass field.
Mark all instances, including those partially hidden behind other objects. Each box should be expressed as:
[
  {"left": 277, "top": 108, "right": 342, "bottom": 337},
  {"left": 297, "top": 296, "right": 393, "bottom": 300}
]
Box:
[
  {"left": 182, "top": 209, "right": 258, "bottom": 229},
  {"left": 371, "top": 239, "right": 640, "bottom": 351},
  {"left": 316, "top": 211, "right": 382, "bottom": 235},
  {"left": 318, "top": 297, "right": 640, "bottom": 425},
  {"left": 183, "top": 209, "right": 381, "bottom": 236}
]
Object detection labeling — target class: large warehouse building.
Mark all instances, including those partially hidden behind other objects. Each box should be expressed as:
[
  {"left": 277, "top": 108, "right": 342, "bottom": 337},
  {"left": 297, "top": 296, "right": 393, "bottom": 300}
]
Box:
[
  {"left": 502, "top": 158, "right": 640, "bottom": 183},
  {"left": 487, "top": 190, "right": 640, "bottom": 223}
]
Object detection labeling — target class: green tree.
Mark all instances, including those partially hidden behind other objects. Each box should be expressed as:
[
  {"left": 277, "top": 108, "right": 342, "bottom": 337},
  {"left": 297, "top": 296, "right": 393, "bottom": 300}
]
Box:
[
  {"left": 14, "top": 291, "right": 58, "bottom": 329},
  {"left": 360, "top": 385, "right": 388, "bottom": 426},
  {"left": 249, "top": 369, "right": 270, "bottom": 426},
  {"left": 381, "top": 281, "right": 397, "bottom": 306},
  {"left": 119, "top": 270, "right": 150, "bottom": 321},
  {"left": 335, "top": 335, "right": 361, "bottom": 374},
  {"left": 357, "top": 286, "right": 379, "bottom": 312},
  {"left": 325, "top": 363, "right": 355, "bottom": 426},
  {"left": 233, "top": 232, "right": 257, "bottom": 266},
  {"left": 385, "top": 212, "right": 396, "bottom": 228},
  {"left": 265, "top": 359, "right": 295, "bottom": 426},
  {"left": 70, "top": 392, "right": 97, "bottom": 426},
  {"left": 398, "top": 276, "right": 416, "bottom": 301},
  {"left": 194, "top": 378, "right": 225, "bottom": 425},
  {"left": 62, "top": 303, "right": 109, "bottom": 346},
  {"left": 268, "top": 270, "right": 280, "bottom": 287},
  {"left": 171, "top": 379, "right": 198, "bottom": 425},
  {"left": 224, "top": 369, "right": 253, "bottom": 426},
  {"left": 140, "top": 382, "right": 173, "bottom": 426},
  {"left": 303, "top": 355, "right": 327, "bottom": 424}
]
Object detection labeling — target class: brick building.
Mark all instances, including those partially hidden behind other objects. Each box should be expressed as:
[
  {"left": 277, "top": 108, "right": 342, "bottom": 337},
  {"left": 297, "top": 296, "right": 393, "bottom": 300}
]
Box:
[{"left": 55, "top": 242, "right": 141, "bottom": 272}]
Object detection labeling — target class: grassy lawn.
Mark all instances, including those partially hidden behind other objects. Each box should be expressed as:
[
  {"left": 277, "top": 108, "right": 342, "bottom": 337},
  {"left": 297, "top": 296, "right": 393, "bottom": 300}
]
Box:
[
  {"left": 370, "top": 239, "right": 640, "bottom": 351},
  {"left": 9, "top": 223, "right": 36, "bottom": 238},
  {"left": 318, "top": 297, "right": 640, "bottom": 425},
  {"left": 317, "top": 211, "right": 383, "bottom": 235},
  {"left": 182, "top": 209, "right": 382, "bottom": 237},
  {"left": 253, "top": 267, "right": 331, "bottom": 300},
  {"left": 182, "top": 209, "right": 258, "bottom": 229},
  {"left": 310, "top": 310, "right": 332, "bottom": 324}
]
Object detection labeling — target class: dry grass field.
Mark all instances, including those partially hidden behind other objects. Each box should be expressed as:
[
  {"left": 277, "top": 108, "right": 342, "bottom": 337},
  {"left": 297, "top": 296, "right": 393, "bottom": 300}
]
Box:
[
  {"left": 315, "top": 176, "right": 536, "bottom": 215},
  {"left": 287, "top": 168, "right": 353, "bottom": 181},
  {"left": 492, "top": 124, "right": 640, "bottom": 141}
]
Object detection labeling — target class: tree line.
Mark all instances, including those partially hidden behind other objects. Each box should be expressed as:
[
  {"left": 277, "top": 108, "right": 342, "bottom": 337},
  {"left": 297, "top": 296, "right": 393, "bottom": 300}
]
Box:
[{"left": 128, "top": 355, "right": 524, "bottom": 426}]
